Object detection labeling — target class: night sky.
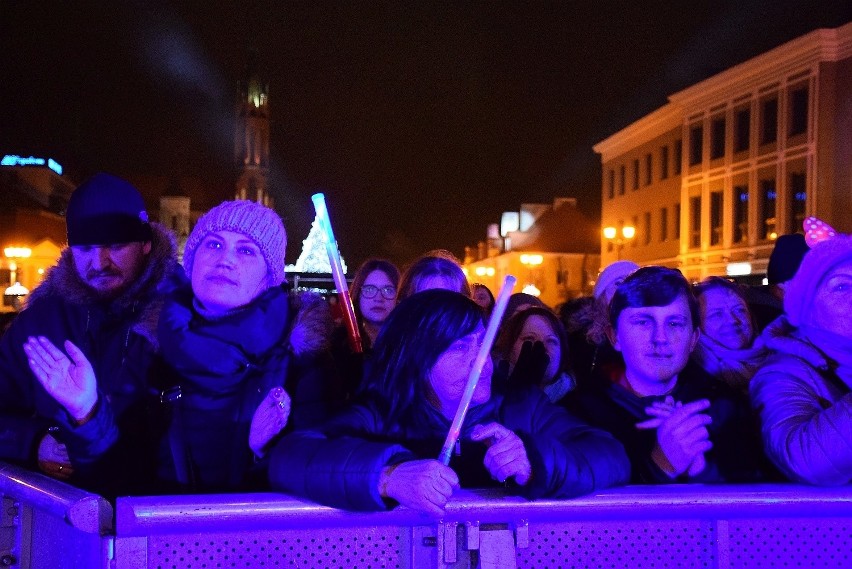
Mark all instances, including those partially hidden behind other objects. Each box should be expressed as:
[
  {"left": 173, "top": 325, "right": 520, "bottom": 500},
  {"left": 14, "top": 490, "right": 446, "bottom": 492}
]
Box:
[{"left": 2, "top": 1, "right": 849, "bottom": 268}]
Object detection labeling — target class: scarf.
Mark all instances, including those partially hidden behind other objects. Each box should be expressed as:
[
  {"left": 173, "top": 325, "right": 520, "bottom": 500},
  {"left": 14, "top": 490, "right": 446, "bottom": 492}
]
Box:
[
  {"left": 543, "top": 372, "right": 576, "bottom": 403},
  {"left": 691, "top": 333, "right": 767, "bottom": 391},
  {"left": 799, "top": 326, "right": 852, "bottom": 390},
  {"left": 159, "top": 286, "right": 290, "bottom": 399}
]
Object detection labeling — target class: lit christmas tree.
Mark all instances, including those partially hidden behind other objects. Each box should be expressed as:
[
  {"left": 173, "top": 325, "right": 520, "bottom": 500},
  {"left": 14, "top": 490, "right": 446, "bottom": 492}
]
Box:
[{"left": 293, "top": 215, "right": 347, "bottom": 273}]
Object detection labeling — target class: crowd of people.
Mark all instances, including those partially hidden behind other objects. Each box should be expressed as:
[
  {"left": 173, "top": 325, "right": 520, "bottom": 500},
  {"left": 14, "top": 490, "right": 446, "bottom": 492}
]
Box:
[{"left": 1, "top": 172, "right": 850, "bottom": 515}]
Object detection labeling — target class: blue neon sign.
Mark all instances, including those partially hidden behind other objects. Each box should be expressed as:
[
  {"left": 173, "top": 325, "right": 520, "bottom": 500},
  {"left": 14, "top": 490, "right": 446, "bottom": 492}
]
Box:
[{"left": 1, "top": 154, "right": 63, "bottom": 175}]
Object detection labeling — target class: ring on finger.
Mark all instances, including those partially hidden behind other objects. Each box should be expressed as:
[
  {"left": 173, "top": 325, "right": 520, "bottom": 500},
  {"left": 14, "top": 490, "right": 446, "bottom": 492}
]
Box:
[{"left": 277, "top": 400, "right": 287, "bottom": 410}]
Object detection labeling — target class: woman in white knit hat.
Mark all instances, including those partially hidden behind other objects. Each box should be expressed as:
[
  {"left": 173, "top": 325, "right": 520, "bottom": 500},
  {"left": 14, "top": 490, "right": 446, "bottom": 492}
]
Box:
[
  {"left": 155, "top": 200, "right": 340, "bottom": 492},
  {"left": 750, "top": 229, "right": 852, "bottom": 485}
]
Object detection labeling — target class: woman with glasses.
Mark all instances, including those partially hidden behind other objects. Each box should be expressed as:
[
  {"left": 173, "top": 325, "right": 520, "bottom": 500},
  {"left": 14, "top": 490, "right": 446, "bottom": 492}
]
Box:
[
  {"left": 351, "top": 259, "right": 400, "bottom": 348},
  {"left": 332, "top": 259, "right": 400, "bottom": 398}
]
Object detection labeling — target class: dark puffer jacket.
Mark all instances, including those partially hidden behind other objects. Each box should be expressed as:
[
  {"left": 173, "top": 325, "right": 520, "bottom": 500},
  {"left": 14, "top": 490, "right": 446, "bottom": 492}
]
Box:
[
  {"left": 157, "top": 284, "right": 342, "bottom": 493},
  {"left": 563, "top": 361, "right": 773, "bottom": 484},
  {"left": 268, "top": 385, "right": 630, "bottom": 511},
  {"left": 0, "top": 224, "right": 180, "bottom": 496}
]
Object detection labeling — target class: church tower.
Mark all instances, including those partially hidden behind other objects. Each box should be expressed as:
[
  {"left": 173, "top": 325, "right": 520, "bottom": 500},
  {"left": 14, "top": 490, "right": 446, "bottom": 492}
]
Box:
[{"left": 234, "top": 51, "right": 272, "bottom": 206}]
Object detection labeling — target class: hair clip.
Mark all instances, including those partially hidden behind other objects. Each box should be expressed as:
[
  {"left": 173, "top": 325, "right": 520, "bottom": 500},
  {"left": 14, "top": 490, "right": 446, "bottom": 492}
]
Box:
[{"left": 803, "top": 216, "right": 838, "bottom": 248}]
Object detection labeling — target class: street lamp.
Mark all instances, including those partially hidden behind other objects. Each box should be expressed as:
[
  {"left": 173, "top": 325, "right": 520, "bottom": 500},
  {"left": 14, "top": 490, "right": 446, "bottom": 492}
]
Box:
[
  {"left": 519, "top": 253, "right": 544, "bottom": 297},
  {"left": 603, "top": 226, "right": 636, "bottom": 260}
]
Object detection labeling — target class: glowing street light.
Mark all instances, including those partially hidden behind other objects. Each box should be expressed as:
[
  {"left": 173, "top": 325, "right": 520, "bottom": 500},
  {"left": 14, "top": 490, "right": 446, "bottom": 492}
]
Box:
[{"left": 603, "top": 226, "right": 636, "bottom": 260}]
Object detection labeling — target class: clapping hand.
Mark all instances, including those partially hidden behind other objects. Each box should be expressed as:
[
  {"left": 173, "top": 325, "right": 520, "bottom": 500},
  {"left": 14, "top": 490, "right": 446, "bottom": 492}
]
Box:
[
  {"left": 249, "top": 387, "right": 291, "bottom": 458},
  {"left": 470, "top": 422, "right": 532, "bottom": 485},
  {"left": 637, "top": 397, "right": 712, "bottom": 477},
  {"left": 24, "top": 337, "right": 98, "bottom": 422}
]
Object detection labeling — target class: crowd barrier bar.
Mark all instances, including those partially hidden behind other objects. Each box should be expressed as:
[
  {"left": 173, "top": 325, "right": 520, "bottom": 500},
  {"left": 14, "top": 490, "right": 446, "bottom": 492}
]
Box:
[{"left": 3, "top": 460, "right": 852, "bottom": 568}]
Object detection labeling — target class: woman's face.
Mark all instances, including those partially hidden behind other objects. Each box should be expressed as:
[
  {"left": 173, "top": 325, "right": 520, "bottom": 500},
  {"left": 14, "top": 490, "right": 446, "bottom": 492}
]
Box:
[
  {"left": 809, "top": 259, "right": 852, "bottom": 337},
  {"left": 358, "top": 269, "right": 396, "bottom": 325},
  {"left": 698, "top": 287, "right": 753, "bottom": 350},
  {"left": 191, "top": 230, "right": 269, "bottom": 315},
  {"left": 511, "top": 315, "right": 561, "bottom": 383},
  {"left": 428, "top": 323, "right": 492, "bottom": 419}
]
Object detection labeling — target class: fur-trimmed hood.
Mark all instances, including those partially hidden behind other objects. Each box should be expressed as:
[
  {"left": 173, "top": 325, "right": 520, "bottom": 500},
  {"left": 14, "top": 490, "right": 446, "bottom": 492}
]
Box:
[
  {"left": 287, "top": 290, "right": 333, "bottom": 356},
  {"left": 26, "top": 222, "right": 180, "bottom": 351}
]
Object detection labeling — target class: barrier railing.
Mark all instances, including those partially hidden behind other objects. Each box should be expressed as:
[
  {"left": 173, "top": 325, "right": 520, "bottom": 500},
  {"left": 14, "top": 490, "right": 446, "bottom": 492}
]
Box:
[
  {"left": 0, "top": 462, "right": 112, "bottom": 569},
  {"left": 2, "top": 460, "right": 852, "bottom": 568}
]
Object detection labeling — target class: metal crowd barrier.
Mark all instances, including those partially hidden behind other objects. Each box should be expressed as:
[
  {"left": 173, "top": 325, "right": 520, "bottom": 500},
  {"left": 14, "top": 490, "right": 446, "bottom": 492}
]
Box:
[{"left": 2, "top": 460, "right": 852, "bottom": 568}]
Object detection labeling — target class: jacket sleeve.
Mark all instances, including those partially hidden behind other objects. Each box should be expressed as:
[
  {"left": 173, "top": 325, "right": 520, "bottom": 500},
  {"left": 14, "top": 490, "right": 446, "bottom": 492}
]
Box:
[
  {"left": 750, "top": 357, "right": 852, "bottom": 486},
  {"left": 510, "top": 389, "right": 630, "bottom": 499},
  {"left": 58, "top": 395, "right": 120, "bottom": 472},
  {"left": 268, "top": 404, "right": 414, "bottom": 511},
  {"left": 0, "top": 311, "right": 54, "bottom": 464}
]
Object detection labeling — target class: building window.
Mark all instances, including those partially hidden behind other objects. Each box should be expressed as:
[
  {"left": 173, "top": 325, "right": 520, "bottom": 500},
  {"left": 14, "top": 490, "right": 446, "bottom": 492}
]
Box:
[
  {"left": 660, "top": 207, "right": 668, "bottom": 242},
  {"left": 660, "top": 145, "right": 669, "bottom": 180},
  {"left": 674, "top": 203, "right": 682, "bottom": 239},
  {"left": 689, "top": 196, "right": 701, "bottom": 248},
  {"left": 674, "top": 140, "right": 683, "bottom": 175},
  {"left": 608, "top": 169, "right": 615, "bottom": 199},
  {"left": 644, "top": 212, "right": 652, "bottom": 245},
  {"left": 789, "top": 172, "right": 807, "bottom": 233},
  {"left": 689, "top": 125, "right": 703, "bottom": 166},
  {"left": 619, "top": 165, "right": 626, "bottom": 195},
  {"left": 645, "top": 153, "right": 653, "bottom": 185},
  {"left": 710, "top": 190, "right": 723, "bottom": 246},
  {"left": 760, "top": 178, "right": 777, "bottom": 240},
  {"left": 761, "top": 98, "right": 778, "bottom": 144},
  {"left": 734, "top": 184, "right": 749, "bottom": 243},
  {"left": 710, "top": 117, "right": 725, "bottom": 160},
  {"left": 632, "top": 159, "right": 640, "bottom": 190},
  {"left": 632, "top": 215, "right": 639, "bottom": 247},
  {"left": 790, "top": 87, "right": 808, "bottom": 137},
  {"left": 734, "top": 108, "right": 750, "bottom": 153}
]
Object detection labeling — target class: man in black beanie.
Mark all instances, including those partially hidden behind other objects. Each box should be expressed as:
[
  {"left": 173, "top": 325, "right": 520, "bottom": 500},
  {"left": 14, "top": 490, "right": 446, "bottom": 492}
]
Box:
[
  {"left": 0, "top": 172, "right": 180, "bottom": 496},
  {"left": 746, "top": 233, "right": 810, "bottom": 332}
]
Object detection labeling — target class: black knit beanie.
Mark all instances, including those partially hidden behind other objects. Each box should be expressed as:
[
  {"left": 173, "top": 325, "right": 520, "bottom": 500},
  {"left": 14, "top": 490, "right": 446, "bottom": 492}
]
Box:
[{"left": 66, "top": 173, "right": 152, "bottom": 246}]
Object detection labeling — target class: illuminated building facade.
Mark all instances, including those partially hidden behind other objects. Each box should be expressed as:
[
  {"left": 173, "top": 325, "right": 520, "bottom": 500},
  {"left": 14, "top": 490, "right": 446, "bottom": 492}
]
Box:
[
  {"left": 595, "top": 23, "right": 851, "bottom": 282},
  {"left": 463, "top": 198, "right": 600, "bottom": 309},
  {"left": 0, "top": 156, "right": 73, "bottom": 306}
]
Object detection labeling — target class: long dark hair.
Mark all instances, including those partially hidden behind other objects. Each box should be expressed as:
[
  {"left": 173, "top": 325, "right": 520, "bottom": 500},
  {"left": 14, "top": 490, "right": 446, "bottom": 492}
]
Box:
[{"left": 364, "top": 289, "right": 484, "bottom": 426}]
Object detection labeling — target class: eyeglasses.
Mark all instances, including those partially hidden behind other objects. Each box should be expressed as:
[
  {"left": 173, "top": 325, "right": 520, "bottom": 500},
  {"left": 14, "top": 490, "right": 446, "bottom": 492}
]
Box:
[{"left": 361, "top": 284, "right": 397, "bottom": 299}]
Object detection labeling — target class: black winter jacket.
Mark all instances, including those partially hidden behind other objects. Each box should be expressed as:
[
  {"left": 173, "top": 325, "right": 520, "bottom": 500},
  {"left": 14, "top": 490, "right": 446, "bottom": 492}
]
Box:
[
  {"left": 0, "top": 224, "right": 180, "bottom": 497},
  {"left": 157, "top": 284, "right": 342, "bottom": 492},
  {"left": 268, "top": 385, "right": 630, "bottom": 511}
]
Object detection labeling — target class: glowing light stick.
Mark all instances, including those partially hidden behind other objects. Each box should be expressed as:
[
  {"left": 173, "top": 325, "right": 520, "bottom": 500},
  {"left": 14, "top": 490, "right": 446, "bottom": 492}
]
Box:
[
  {"left": 438, "top": 275, "right": 516, "bottom": 465},
  {"left": 312, "top": 193, "right": 363, "bottom": 354}
]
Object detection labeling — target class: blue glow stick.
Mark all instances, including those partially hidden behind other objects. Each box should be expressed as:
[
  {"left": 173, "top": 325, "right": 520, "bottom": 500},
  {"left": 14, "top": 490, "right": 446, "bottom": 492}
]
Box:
[
  {"left": 312, "top": 193, "right": 363, "bottom": 353},
  {"left": 439, "top": 275, "right": 516, "bottom": 465}
]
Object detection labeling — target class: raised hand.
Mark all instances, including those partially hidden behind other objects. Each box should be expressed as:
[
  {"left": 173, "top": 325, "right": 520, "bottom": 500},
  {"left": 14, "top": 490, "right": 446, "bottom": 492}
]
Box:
[
  {"left": 24, "top": 337, "right": 98, "bottom": 422},
  {"left": 470, "top": 422, "right": 532, "bottom": 485},
  {"left": 37, "top": 433, "right": 73, "bottom": 480},
  {"left": 249, "top": 387, "right": 291, "bottom": 458},
  {"left": 637, "top": 398, "right": 712, "bottom": 478},
  {"left": 379, "top": 459, "right": 459, "bottom": 516}
]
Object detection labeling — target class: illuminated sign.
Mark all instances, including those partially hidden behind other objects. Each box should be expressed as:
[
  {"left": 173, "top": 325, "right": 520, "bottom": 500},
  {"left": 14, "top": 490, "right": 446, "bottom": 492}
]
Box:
[
  {"left": 1, "top": 154, "right": 63, "bottom": 175},
  {"left": 726, "top": 262, "right": 752, "bottom": 276}
]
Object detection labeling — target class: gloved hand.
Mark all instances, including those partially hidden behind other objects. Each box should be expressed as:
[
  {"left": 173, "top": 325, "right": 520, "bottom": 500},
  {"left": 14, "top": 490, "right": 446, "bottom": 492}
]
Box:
[{"left": 508, "top": 340, "right": 550, "bottom": 388}]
